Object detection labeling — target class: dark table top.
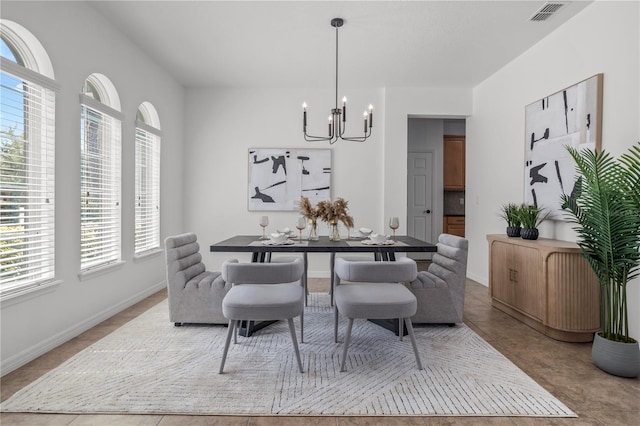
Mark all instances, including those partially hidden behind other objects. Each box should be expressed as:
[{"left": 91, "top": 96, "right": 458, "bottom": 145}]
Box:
[{"left": 210, "top": 235, "right": 437, "bottom": 253}]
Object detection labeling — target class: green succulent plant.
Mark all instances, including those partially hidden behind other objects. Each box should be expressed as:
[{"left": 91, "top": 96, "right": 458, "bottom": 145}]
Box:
[
  {"left": 518, "top": 204, "right": 549, "bottom": 229},
  {"left": 499, "top": 203, "right": 522, "bottom": 227}
]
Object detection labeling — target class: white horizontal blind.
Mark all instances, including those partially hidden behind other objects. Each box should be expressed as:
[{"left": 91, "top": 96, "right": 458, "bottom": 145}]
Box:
[
  {"left": 134, "top": 124, "right": 160, "bottom": 254},
  {"left": 0, "top": 71, "right": 56, "bottom": 293},
  {"left": 80, "top": 104, "right": 121, "bottom": 270}
]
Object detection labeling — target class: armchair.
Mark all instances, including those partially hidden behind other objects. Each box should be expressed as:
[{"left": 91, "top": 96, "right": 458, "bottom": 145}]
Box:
[
  {"left": 409, "top": 233, "right": 469, "bottom": 325},
  {"left": 164, "top": 233, "right": 230, "bottom": 325}
]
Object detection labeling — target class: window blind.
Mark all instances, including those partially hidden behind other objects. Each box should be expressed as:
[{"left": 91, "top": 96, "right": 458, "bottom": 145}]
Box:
[
  {"left": 80, "top": 104, "right": 121, "bottom": 271},
  {"left": 134, "top": 124, "right": 160, "bottom": 255},
  {"left": 0, "top": 70, "right": 56, "bottom": 294}
]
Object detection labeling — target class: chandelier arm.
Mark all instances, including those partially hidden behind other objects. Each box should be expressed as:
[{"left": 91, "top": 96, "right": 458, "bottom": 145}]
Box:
[
  {"left": 340, "top": 133, "right": 370, "bottom": 142},
  {"left": 304, "top": 133, "right": 332, "bottom": 142}
]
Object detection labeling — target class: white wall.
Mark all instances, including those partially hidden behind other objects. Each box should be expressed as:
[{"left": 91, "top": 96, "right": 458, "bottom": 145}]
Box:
[
  {"left": 185, "top": 86, "right": 472, "bottom": 275},
  {"left": 466, "top": 1, "right": 640, "bottom": 339},
  {"left": 186, "top": 87, "right": 385, "bottom": 274},
  {"left": 1, "top": 2, "right": 185, "bottom": 374}
]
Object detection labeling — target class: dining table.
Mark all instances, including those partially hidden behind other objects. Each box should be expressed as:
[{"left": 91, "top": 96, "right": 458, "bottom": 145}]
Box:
[{"left": 210, "top": 234, "right": 437, "bottom": 336}]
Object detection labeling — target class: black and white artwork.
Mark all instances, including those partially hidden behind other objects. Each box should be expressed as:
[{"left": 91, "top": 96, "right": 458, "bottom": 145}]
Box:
[
  {"left": 248, "top": 148, "right": 331, "bottom": 211},
  {"left": 524, "top": 74, "right": 602, "bottom": 220}
]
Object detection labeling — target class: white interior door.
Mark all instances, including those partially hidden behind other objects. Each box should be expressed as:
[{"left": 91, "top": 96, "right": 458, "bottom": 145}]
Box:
[{"left": 407, "top": 152, "right": 434, "bottom": 260}]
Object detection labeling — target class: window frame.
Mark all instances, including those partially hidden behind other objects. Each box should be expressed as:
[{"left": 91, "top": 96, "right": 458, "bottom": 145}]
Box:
[
  {"left": 1, "top": 29, "right": 60, "bottom": 301},
  {"left": 134, "top": 116, "right": 162, "bottom": 257},
  {"left": 79, "top": 79, "right": 124, "bottom": 274}
]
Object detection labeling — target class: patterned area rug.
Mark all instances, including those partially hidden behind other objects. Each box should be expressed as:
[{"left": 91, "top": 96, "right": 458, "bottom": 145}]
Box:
[{"left": 1, "top": 294, "right": 575, "bottom": 417}]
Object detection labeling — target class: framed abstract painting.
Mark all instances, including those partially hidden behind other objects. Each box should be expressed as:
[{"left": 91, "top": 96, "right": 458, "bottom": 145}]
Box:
[
  {"left": 524, "top": 74, "right": 603, "bottom": 220},
  {"left": 248, "top": 148, "right": 331, "bottom": 211}
]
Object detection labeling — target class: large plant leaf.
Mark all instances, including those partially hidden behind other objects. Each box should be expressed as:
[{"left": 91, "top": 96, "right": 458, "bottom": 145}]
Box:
[{"left": 620, "top": 143, "right": 640, "bottom": 210}]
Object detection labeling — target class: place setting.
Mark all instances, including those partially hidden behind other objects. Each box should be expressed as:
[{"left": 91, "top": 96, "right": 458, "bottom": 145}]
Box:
[
  {"left": 251, "top": 216, "right": 310, "bottom": 246},
  {"left": 347, "top": 218, "right": 407, "bottom": 247}
]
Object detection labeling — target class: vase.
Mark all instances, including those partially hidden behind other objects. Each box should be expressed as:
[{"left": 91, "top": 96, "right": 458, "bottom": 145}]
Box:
[
  {"left": 521, "top": 228, "right": 539, "bottom": 240},
  {"left": 329, "top": 221, "right": 340, "bottom": 241},
  {"left": 592, "top": 332, "right": 640, "bottom": 378},
  {"left": 506, "top": 226, "right": 521, "bottom": 237},
  {"left": 307, "top": 219, "right": 319, "bottom": 241}
]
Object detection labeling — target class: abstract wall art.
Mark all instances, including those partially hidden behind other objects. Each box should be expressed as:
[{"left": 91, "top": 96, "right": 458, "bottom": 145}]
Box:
[
  {"left": 524, "top": 74, "right": 603, "bottom": 220},
  {"left": 248, "top": 148, "right": 331, "bottom": 211}
]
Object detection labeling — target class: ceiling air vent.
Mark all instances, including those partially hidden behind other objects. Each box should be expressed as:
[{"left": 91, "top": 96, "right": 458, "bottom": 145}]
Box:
[{"left": 529, "top": 2, "right": 567, "bottom": 22}]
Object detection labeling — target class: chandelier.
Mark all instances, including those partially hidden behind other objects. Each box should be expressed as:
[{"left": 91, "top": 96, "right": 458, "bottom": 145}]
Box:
[{"left": 302, "top": 18, "right": 373, "bottom": 144}]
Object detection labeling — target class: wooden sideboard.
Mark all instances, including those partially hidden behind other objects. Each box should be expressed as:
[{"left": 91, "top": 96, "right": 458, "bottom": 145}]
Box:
[{"left": 487, "top": 234, "right": 600, "bottom": 342}]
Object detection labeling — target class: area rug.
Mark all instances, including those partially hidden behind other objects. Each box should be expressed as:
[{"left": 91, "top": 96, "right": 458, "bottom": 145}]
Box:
[{"left": 1, "top": 294, "right": 576, "bottom": 417}]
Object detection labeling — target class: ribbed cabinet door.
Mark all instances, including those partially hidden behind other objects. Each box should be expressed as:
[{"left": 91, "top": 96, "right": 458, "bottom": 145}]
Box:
[
  {"left": 512, "top": 245, "right": 544, "bottom": 321},
  {"left": 546, "top": 252, "right": 600, "bottom": 332}
]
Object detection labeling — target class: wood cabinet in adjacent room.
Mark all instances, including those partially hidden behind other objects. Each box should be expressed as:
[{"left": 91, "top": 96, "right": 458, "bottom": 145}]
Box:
[
  {"left": 443, "top": 135, "right": 465, "bottom": 190},
  {"left": 444, "top": 216, "right": 465, "bottom": 237},
  {"left": 487, "top": 234, "right": 600, "bottom": 342}
]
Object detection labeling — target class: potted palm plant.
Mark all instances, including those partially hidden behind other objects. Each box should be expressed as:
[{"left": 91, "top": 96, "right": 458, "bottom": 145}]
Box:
[
  {"left": 499, "top": 203, "right": 522, "bottom": 237},
  {"left": 518, "top": 204, "right": 549, "bottom": 240},
  {"left": 560, "top": 142, "right": 640, "bottom": 378}
]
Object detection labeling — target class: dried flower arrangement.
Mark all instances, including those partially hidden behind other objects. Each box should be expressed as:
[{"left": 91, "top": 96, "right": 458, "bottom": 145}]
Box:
[
  {"left": 299, "top": 196, "right": 354, "bottom": 228},
  {"left": 299, "top": 196, "right": 320, "bottom": 221}
]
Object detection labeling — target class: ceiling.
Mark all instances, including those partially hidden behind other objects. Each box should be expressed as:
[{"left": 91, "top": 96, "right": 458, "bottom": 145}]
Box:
[{"left": 89, "top": 0, "right": 592, "bottom": 89}]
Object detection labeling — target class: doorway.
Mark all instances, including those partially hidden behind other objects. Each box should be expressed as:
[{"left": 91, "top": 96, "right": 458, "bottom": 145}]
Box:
[{"left": 406, "top": 117, "right": 466, "bottom": 251}]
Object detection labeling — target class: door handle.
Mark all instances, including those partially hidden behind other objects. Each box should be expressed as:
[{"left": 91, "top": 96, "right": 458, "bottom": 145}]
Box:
[{"left": 423, "top": 210, "right": 431, "bottom": 214}]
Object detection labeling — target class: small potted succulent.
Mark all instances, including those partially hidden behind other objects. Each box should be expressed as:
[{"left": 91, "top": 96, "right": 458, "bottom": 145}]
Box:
[
  {"left": 518, "top": 204, "right": 549, "bottom": 240},
  {"left": 499, "top": 203, "right": 522, "bottom": 237}
]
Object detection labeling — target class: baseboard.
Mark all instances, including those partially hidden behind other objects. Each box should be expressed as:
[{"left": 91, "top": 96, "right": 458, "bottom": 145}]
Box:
[
  {"left": 1, "top": 281, "right": 166, "bottom": 376},
  {"left": 308, "top": 270, "right": 331, "bottom": 279},
  {"left": 467, "top": 271, "right": 488, "bottom": 286}
]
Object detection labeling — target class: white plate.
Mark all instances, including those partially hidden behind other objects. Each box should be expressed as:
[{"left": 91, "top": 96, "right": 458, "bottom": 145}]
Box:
[
  {"left": 362, "top": 239, "right": 395, "bottom": 245},
  {"left": 262, "top": 239, "right": 295, "bottom": 246}
]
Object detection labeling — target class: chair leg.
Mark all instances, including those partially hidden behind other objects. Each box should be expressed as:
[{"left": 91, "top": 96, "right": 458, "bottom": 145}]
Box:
[
  {"left": 399, "top": 318, "right": 403, "bottom": 341},
  {"left": 300, "top": 308, "right": 304, "bottom": 344},
  {"left": 303, "top": 253, "right": 309, "bottom": 307},
  {"left": 404, "top": 318, "right": 423, "bottom": 370},
  {"left": 233, "top": 320, "right": 238, "bottom": 344},
  {"left": 219, "top": 319, "right": 236, "bottom": 374},
  {"left": 340, "top": 318, "right": 354, "bottom": 372},
  {"left": 329, "top": 253, "right": 335, "bottom": 307},
  {"left": 287, "top": 318, "right": 304, "bottom": 373},
  {"left": 334, "top": 307, "right": 339, "bottom": 343}
]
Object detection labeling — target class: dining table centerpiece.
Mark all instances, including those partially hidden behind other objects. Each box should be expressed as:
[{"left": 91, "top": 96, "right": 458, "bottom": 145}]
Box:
[
  {"left": 299, "top": 197, "right": 320, "bottom": 240},
  {"left": 299, "top": 196, "right": 354, "bottom": 241}
]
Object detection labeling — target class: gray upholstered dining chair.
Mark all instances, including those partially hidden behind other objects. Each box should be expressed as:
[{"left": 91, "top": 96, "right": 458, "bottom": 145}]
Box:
[
  {"left": 219, "top": 257, "right": 305, "bottom": 374},
  {"left": 333, "top": 257, "right": 423, "bottom": 372},
  {"left": 164, "top": 233, "right": 230, "bottom": 325},
  {"left": 408, "top": 233, "right": 469, "bottom": 325}
]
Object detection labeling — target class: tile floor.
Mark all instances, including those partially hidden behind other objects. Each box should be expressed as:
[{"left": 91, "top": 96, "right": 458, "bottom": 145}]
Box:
[{"left": 1, "top": 278, "right": 639, "bottom": 425}]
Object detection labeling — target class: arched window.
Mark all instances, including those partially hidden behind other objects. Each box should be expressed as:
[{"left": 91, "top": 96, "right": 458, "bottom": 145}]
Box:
[
  {"left": 134, "top": 102, "right": 161, "bottom": 255},
  {"left": 79, "top": 74, "right": 123, "bottom": 272},
  {"left": 1, "top": 20, "right": 58, "bottom": 297}
]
